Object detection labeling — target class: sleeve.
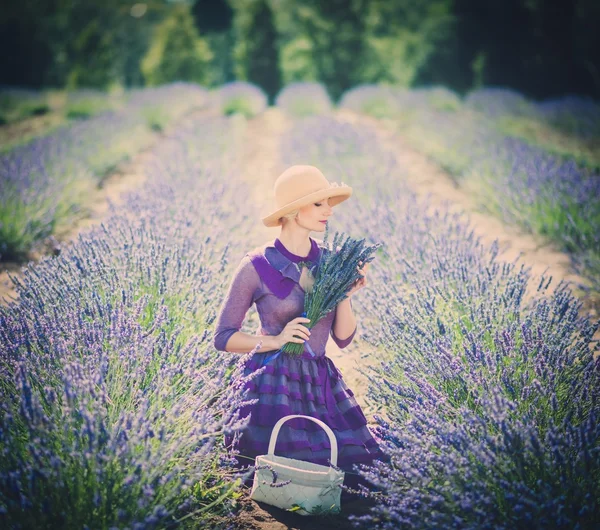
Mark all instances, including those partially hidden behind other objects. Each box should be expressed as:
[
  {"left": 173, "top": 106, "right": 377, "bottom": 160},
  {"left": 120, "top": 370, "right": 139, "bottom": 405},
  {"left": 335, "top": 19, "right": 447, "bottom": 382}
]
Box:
[
  {"left": 330, "top": 298, "right": 357, "bottom": 349},
  {"left": 213, "top": 255, "right": 262, "bottom": 352}
]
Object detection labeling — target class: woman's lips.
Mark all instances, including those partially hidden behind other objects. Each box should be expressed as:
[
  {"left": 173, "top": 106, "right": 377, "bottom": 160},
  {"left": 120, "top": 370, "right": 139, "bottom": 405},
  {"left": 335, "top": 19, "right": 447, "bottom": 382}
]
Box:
[{"left": 319, "top": 221, "right": 327, "bottom": 224}]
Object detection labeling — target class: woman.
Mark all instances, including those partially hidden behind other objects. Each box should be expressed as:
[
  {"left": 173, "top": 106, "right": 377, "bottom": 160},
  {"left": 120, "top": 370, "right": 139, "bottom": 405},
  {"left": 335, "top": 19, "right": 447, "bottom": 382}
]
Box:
[{"left": 213, "top": 165, "right": 386, "bottom": 490}]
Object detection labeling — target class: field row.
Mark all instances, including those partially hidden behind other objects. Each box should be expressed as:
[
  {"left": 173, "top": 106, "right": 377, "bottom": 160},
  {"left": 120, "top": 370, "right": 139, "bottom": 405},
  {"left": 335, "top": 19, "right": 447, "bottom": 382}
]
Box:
[
  {"left": 338, "top": 85, "right": 600, "bottom": 293},
  {"left": 3, "top": 82, "right": 599, "bottom": 304}
]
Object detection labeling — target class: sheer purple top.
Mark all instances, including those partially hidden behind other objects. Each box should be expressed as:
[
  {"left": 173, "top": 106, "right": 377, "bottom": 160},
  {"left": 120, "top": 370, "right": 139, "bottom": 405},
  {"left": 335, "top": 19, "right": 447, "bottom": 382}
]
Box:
[{"left": 213, "top": 237, "right": 357, "bottom": 357}]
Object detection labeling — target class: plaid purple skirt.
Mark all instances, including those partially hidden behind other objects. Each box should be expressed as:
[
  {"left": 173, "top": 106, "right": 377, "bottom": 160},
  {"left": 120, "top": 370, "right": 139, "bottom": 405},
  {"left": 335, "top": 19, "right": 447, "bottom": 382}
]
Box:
[{"left": 225, "top": 351, "right": 387, "bottom": 473}]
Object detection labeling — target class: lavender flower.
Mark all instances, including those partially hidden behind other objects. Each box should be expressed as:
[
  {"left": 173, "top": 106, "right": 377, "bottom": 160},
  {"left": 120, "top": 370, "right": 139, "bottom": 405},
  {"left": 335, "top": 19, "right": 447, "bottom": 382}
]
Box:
[
  {"left": 0, "top": 113, "right": 263, "bottom": 528},
  {"left": 281, "top": 227, "right": 381, "bottom": 356},
  {"left": 0, "top": 83, "right": 210, "bottom": 261},
  {"left": 339, "top": 84, "right": 600, "bottom": 293}
]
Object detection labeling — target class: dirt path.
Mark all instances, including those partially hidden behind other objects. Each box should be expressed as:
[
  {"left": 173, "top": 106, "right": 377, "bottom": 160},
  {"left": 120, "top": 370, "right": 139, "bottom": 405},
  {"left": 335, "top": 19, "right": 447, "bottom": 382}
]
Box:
[
  {"left": 239, "top": 107, "right": 377, "bottom": 418},
  {"left": 0, "top": 107, "right": 218, "bottom": 306},
  {"left": 229, "top": 108, "right": 381, "bottom": 529},
  {"left": 336, "top": 109, "right": 600, "bottom": 355}
]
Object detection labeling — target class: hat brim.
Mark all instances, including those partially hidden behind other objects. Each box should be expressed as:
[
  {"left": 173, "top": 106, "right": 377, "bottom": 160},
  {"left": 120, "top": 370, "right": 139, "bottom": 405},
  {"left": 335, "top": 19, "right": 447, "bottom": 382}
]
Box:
[{"left": 261, "top": 186, "right": 353, "bottom": 227}]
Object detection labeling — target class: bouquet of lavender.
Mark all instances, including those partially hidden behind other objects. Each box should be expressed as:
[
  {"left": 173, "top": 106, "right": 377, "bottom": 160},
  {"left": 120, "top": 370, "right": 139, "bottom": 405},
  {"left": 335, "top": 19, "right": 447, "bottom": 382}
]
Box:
[{"left": 281, "top": 229, "right": 381, "bottom": 356}]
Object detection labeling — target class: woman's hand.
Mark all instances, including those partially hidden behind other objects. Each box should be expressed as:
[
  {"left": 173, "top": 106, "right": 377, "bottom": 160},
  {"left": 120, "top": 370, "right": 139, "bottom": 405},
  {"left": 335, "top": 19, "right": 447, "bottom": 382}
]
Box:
[
  {"left": 274, "top": 316, "right": 311, "bottom": 349},
  {"left": 346, "top": 261, "right": 370, "bottom": 297}
]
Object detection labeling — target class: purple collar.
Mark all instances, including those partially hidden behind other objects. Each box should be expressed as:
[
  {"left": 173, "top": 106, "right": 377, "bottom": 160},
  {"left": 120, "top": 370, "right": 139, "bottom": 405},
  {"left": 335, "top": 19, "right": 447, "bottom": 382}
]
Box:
[
  {"left": 246, "top": 238, "right": 322, "bottom": 299},
  {"left": 274, "top": 237, "right": 319, "bottom": 263}
]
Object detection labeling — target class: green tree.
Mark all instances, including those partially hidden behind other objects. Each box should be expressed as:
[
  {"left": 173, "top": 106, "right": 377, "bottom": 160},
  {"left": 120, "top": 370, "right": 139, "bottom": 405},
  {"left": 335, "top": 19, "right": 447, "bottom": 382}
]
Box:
[
  {"left": 1, "top": 0, "right": 167, "bottom": 89},
  {"left": 67, "top": 17, "right": 118, "bottom": 88},
  {"left": 362, "top": 0, "right": 454, "bottom": 88},
  {"left": 231, "top": 0, "right": 281, "bottom": 102},
  {"left": 279, "top": 36, "right": 319, "bottom": 85},
  {"left": 193, "top": 0, "right": 235, "bottom": 85},
  {"left": 295, "top": 0, "right": 369, "bottom": 101},
  {"left": 141, "top": 5, "right": 213, "bottom": 86}
]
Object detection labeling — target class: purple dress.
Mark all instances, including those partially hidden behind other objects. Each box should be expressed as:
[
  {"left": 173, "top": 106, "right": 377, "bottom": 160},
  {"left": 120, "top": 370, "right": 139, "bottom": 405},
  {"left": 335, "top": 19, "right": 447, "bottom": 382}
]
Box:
[{"left": 213, "top": 236, "right": 385, "bottom": 472}]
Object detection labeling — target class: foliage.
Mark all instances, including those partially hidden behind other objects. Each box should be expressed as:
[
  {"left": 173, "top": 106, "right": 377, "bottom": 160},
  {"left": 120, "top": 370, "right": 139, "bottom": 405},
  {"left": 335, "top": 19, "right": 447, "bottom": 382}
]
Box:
[
  {"left": 48, "top": 0, "right": 160, "bottom": 89},
  {"left": 278, "top": 37, "right": 319, "bottom": 85},
  {"left": 231, "top": 0, "right": 281, "bottom": 103},
  {"left": 141, "top": 5, "right": 213, "bottom": 87},
  {"left": 66, "top": 18, "right": 117, "bottom": 89},
  {"left": 288, "top": 0, "right": 369, "bottom": 101},
  {"left": 3, "top": 0, "right": 598, "bottom": 100},
  {"left": 203, "top": 31, "right": 236, "bottom": 86},
  {"left": 361, "top": 0, "right": 453, "bottom": 87}
]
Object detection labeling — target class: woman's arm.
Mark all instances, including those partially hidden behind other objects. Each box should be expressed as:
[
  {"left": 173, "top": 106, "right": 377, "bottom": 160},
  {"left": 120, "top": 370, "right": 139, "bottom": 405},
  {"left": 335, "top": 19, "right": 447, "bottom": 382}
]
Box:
[
  {"left": 331, "top": 297, "right": 357, "bottom": 349},
  {"left": 222, "top": 331, "right": 279, "bottom": 353},
  {"left": 213, "top": 255, "right": 274, "bottom": 354},
  {"left": 331, "top": 260, "right": 370, "bottom": 348}
]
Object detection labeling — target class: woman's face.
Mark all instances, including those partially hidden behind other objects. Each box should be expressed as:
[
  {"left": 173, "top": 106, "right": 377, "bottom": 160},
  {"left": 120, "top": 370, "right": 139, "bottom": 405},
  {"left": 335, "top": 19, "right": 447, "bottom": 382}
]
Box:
[{"left": 296, "top": 198, "right": 333, "bottom": 232}]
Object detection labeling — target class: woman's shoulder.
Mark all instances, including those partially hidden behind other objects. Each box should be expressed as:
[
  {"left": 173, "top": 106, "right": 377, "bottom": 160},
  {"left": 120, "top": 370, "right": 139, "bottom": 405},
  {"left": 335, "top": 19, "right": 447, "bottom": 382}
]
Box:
[
  {"left": 246, "top": 239, "right": 276, "bottom": 256},
  {"left": 236, "top": 240, "right": 276, "bottom": 274}
]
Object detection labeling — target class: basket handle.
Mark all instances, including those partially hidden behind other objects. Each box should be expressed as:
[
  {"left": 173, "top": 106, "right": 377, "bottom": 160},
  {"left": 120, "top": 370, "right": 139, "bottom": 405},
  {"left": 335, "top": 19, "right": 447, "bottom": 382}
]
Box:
[{"left": 268, "top": 414, "right": 339, "bottom": 466}]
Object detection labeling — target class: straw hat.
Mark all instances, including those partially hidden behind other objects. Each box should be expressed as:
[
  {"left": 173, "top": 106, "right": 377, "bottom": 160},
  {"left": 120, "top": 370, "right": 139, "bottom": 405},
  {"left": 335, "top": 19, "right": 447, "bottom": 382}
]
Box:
[{"left": 261, "top": 165, "right": 352, "bottom": 227}]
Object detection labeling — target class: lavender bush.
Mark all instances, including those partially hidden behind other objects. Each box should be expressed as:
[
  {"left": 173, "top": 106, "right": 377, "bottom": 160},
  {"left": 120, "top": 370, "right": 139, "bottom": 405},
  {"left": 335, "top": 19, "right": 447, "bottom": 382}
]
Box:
[
  {"left": 0, "top": 83, "right": 210, "bottom": 261},
  {"left": 339, "top": 85, "right": 600, "bottom": 294},
  {"left": 464, "top": 88, "right": 600, "bottom": 171},
  {"left": 0, "top": 87, "right": 51, "bottom": 124},
  {"left": 64, "top": 88, "right": 124, "bottom": 119},
  {"left": 338, "top": 84, "right": 404, "bottom": 119},
  {"left": 535, "top": 96, "right": 600, "bottom": 141},
  {"left": 281, "top": 114, "right": 600, "bottom": 528},
  {"left": 463, "top": 87, "right": 540, "bottom": 119},
  {"left": 275, "top": 82, "right": 333, "bottom": 117},
  {"left": 0, "top": 114, "right": 264, "bottom": 528},
  {"left": 213, "top": 81, "right": 268, "bottom": 118}
]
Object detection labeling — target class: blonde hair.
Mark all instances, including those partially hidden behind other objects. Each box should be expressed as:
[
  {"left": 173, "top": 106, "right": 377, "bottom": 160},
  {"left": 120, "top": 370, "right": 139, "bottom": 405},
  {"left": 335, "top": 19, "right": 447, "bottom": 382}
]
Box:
[{"left": 280, "top": 209, "right": 300, "bottom": 225}]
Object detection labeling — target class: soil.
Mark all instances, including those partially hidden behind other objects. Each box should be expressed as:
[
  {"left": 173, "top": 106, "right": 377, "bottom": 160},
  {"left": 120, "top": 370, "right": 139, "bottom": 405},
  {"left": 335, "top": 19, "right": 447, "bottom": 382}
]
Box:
[{"left": 226, "top": 489, "right": 380, "bottom": 530}]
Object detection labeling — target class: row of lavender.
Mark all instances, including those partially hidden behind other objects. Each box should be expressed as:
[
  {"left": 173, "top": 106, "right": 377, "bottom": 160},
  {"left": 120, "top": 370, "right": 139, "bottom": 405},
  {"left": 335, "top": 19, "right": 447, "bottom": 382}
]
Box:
[
  {"left": 281, "top": 114, "right": 600, "bottom": 528},
  {"left": 0, "top": 111, "right": 263, "bottom": 528},
  {"left": 0, "top": 80, "right": 273, "bottom": 264},
  {"left": 274, "top": 82, "right": 600, "bottom": 144},
  {"left": 0, "top": 83, "right": 210, "bottom": 262},
  {"left": 1, "top": 88, "right": 127, "bottom": 137},
  {"left": 336, "top": 85, "right": 600, "bottom": 294}
]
